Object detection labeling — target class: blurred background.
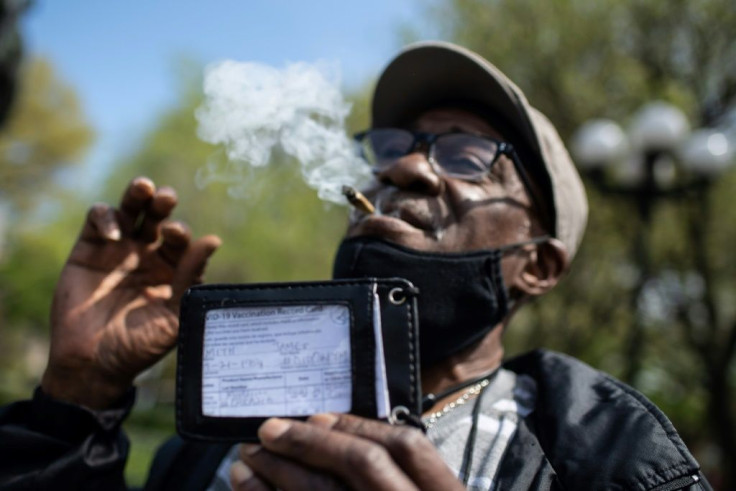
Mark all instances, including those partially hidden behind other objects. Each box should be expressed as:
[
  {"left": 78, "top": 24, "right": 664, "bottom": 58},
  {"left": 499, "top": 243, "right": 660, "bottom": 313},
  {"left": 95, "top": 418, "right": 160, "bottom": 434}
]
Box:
[{"left": 1, "top": 0, "right": 734, "bottom": 488}]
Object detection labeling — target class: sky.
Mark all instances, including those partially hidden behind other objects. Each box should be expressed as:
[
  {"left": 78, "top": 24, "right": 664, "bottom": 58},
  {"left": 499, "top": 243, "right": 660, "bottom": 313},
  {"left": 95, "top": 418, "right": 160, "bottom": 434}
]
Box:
[{"left": 20, "top": 0, "right": 429, "bottom": 190}]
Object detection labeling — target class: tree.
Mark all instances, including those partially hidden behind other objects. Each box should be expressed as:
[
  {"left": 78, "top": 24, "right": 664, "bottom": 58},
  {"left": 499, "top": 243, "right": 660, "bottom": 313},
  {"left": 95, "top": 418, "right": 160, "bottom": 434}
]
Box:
[
  {"left": 103, "top": 70, "right": 361, "bottom": 285},
  {"left": 0, "top": 56, "right": 93, "bottom": 315},
  {"left": 0, "top": 55, "right": 93, "bottom": 402},
  {"left": 0, "top": 57, "right": 94, "bottom": 215},
  {"left": 410, "top": 0, "right": 736, "bottom": 486},
  {"left": 98, "top": 69, "right": 376, "bottom": 486},
  {"left": 0, "top": 0, "right": 31, "bottom": 127}
]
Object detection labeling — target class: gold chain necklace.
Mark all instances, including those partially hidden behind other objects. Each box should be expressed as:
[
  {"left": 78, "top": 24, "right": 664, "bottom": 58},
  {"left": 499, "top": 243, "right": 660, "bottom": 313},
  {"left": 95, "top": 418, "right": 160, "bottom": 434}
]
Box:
[{"left": 422, "top": 378, "right": 491, "bottom": 429}]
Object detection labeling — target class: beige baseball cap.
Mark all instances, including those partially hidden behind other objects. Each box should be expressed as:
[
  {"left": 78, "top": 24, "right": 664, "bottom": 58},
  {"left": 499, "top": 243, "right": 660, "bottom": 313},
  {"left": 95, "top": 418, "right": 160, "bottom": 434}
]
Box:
[{"left": 371, "top": 41, "right": 588, "bottom": 259}]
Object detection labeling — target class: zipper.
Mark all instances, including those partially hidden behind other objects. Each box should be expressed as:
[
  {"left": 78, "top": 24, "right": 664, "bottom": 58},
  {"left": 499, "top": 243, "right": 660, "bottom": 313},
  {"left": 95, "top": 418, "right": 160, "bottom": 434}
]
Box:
[{"left": 649, "top": 474, "right": 701, "bottom": 491}]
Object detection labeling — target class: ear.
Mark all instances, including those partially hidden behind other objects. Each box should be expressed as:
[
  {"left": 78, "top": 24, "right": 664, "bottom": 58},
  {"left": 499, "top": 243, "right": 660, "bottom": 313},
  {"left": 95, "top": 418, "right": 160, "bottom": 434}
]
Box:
[{"left": 512, "top": 238, "right": 569, "bottom": 297}]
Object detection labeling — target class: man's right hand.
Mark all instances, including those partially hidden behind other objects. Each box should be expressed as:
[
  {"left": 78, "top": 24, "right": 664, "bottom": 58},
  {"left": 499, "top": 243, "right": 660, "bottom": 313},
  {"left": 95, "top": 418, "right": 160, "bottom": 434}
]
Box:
[{"left": 41, "top": 177, "right": 221, "bottom": 409}]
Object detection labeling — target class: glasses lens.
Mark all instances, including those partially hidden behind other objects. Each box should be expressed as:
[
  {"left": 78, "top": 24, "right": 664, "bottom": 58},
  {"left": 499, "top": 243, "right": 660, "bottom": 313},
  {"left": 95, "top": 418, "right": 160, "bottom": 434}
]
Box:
[
  {"left": 433, "top": 134, "right": 499, "bottom": 178},
  {"left": 359, "top": 129, "right": 415, "bottom": 169}
]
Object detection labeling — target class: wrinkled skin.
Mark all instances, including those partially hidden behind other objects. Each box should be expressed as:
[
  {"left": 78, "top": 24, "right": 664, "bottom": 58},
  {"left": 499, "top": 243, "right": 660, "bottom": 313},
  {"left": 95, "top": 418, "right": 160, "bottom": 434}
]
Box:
[
  {"left": 41, "top": 109, "right": 565, "bottom": 489},
  {"left": 232, "top": 414, "right": 464, "bottom": 491},
  {"left": 347, "top": 108, "right": 536, "bottom": 253},
  {"left": 41, "top": 177, "right": 221, "bottom": 409},
  {"left": 230, "top": 108, "right": 568, "bottom": 490}
]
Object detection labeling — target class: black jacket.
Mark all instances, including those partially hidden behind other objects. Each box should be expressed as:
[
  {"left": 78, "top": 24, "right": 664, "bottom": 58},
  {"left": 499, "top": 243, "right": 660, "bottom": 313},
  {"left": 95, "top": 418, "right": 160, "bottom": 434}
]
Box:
[{"left": 0, "top": 350, "right": 712, "bottom": 490}]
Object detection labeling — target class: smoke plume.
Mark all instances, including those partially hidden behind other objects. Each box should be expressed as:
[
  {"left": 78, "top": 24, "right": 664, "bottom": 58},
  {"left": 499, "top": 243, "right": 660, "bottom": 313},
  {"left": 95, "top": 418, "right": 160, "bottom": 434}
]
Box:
[{"left": 195, "top": 60, "right": 372, "bottom": 204}]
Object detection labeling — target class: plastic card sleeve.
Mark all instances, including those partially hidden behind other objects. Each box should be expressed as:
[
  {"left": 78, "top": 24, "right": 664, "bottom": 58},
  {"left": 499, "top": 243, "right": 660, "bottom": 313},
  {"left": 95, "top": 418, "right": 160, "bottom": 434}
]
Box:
[{"left": 175, "top": 278, "right": 420, "bottom": 442}]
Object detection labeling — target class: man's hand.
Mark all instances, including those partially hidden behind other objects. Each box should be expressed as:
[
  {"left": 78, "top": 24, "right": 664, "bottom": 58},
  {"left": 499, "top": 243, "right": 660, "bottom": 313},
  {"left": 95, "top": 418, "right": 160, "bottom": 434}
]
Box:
[
  {"left": 230, "top": 414, "right": 464, "bottom": 491},
  {"left": 41, "top": 177, "right": 221, "bottom": 409}
]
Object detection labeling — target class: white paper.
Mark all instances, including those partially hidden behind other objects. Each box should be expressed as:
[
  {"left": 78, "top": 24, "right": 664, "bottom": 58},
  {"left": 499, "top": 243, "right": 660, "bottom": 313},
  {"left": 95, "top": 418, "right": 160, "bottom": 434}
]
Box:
[
  {"left": 202, "top": 304, "right": 352, "bottom": 417},
  {"left": 373, "top": 288, "right": 391, "bottom": 418}
]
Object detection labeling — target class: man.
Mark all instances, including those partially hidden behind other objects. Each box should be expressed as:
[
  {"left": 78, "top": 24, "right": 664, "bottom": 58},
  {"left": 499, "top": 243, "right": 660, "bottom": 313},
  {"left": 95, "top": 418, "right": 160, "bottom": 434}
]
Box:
[{"left": 0, "top": 42, "right": 710, "bottom": 490}]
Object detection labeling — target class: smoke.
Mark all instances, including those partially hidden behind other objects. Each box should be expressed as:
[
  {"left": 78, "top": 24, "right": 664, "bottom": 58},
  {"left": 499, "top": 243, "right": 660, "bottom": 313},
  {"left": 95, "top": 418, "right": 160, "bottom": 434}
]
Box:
[{"left": 195, "top": 60, "right": 372, "bottom": 204}]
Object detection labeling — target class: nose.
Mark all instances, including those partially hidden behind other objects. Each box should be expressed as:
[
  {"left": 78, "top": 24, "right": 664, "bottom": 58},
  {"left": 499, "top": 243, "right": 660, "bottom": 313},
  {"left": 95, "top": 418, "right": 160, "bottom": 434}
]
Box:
[{"left": 374, "top": 152, "right": 443, "bottom": 195}]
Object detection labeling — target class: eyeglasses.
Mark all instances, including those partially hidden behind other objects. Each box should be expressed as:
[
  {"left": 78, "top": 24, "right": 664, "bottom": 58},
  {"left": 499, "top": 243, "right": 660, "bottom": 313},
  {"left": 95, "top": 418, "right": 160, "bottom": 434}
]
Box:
[
  {"left": 355, "top": 129, "right": 516, "bottom": 181},
  {"left": 354, "top": 128, "right": 547, "bottom": 224}
]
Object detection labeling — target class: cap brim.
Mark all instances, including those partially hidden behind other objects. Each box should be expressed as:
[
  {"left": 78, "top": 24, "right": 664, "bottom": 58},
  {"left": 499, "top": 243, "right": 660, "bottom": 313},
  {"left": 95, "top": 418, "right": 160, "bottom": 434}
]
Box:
[{"left": 372, "top": 42, "right": 540, "bottom": 156}]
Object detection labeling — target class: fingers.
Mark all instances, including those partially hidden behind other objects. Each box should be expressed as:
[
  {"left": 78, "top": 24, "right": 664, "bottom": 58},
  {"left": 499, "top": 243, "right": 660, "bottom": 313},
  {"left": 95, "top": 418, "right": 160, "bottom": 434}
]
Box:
[
  {"left": 81, "top": 203, "right": 121, "bottom": 242},
  {"left": 234, "top": 445, "right": 344, "bottom": 491},
  {"left": 250, "top": 418, "right": 419, "bottom": 491},
  {"left": 119, "top": 176, "right": 156, "bottom": 233},
  {"left": 80, "top": 177, "right": 178, "bottom": 244},
  {"left": 75, "top": 176, "right": 221, "bottom": 306},
  {"left": 118, "top": 177, "right": 178, "bottom": 242},
  {"left": 230, "top": 460, "right": 273, "bottom": 491},
  {"left": 138, "top": 186, "right": 178, "bottom": 242},
  {"left": 309, "top": 413, "right": 461, "bottom": 491},
  {"left": 159, "top": 221, "right": 192, "bottom": 265},
  {"left": 167, "top": 234, "right": 222, "bottom": 308}
]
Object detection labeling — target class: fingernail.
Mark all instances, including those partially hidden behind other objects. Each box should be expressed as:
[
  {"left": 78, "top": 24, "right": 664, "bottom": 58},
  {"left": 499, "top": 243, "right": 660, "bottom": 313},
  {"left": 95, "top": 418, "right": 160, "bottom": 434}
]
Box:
[
  {"left": 308, "top": 412, "right": 339, "bottom": 428},
  {"left": 131, "top": 177, "right": 155, "bottom": 196},
  {"left": 209, "top": 235, "right": 223, "bottom": 248},
  {"left": 241, "top": 443, "right": 261, "bottom": 457},
  {"left": 229, "top": 460, "right": 253, "bottom": 486},
  {"left": 258, "top": 418, "right": 291, "bottom": 441},
  {"left": 106, "top": 228, "right": 121, "bottom": 241},
  {"left": 133, "top": 176, "right": 154, "bottom": 188}
]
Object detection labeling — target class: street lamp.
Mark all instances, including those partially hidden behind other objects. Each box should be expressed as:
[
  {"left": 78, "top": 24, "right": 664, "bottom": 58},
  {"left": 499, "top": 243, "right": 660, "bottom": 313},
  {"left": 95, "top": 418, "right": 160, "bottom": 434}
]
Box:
[
  {"left": 680, "top": 129, "right": 733, "bottom": 175},
  {"left": 570, "top": 100, "right": 735, "bottom": 383},
  {"left": 572, "top": 101, "right": 734, "bottom": 188}
]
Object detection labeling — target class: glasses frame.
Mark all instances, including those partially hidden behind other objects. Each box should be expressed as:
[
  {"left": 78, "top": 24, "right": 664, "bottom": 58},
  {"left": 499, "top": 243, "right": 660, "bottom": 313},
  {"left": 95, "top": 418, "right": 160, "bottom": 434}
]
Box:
[{"left": 354, "top": 128, "right": 548, "bottom": 229}]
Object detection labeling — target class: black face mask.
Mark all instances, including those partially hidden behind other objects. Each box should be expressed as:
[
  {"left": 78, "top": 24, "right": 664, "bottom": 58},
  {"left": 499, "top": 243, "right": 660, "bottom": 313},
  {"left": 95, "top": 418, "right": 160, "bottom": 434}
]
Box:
[{"left": 332, "top": 236, "right": 546, "bottom": 367}]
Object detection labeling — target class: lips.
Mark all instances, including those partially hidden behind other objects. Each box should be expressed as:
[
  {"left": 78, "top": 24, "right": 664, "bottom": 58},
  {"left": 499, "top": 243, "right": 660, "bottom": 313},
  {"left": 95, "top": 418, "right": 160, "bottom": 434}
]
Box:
[
  {"left": 352, "top": 214, "right": 420, "bottom": 237},
  {"left": 383, "top": 203, "right": 435, "bottom": 231},
  {"left": 348, "top": 193, "right": 443, "bottom": 240}
]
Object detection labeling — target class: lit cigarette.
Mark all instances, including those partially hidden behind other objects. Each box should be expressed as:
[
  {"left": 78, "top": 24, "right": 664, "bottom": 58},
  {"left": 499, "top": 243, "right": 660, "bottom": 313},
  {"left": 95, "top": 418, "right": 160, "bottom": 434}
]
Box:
[{"left": 342, "top": 185, "right": 375, "bottom": 214}]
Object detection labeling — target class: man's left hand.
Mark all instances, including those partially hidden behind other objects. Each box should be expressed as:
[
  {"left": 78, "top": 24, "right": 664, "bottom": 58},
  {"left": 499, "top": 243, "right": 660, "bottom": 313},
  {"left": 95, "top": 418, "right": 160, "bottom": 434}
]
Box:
[{"left": 230, "top": 413, "right": 464, "bottom": 491}]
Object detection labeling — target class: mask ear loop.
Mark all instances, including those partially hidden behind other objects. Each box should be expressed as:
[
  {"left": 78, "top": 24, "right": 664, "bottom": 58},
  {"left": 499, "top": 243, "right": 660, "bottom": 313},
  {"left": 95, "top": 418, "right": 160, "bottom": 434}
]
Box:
[
  {"left": 495, "top": 235, "right": 550, "bottom": 309},
  {"left": 502, "top": 144, "right": 554, "bottom": 237}
]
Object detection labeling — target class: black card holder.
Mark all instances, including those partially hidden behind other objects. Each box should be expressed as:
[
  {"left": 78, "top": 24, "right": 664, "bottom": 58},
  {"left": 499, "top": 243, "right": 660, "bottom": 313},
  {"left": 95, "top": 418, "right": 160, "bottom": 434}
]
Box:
[{"left": 176, "top": 278, "right": 420, "bottom": 442}]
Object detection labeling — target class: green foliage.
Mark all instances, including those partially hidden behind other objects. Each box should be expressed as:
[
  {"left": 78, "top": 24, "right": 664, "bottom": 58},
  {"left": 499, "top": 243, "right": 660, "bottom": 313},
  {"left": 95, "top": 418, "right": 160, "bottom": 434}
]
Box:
[
  {"left": 413, "top": 0, "right": 736, "bottom": 483},
  {"left": 123, "top": 404, "right": 176, "bottom": 487},
  {"left": 345, "top": 84, "right": 372, "bottom": 135},
  {"left": 0, "top": 56, "right": 94, "bottom": 399},
  {"left": 0, "top": 56, "right": 94, "bottom": 330},
  {"left": 104, "top": 78, "right": 373, "bottom": 284},
  {"left": 415, "top": 0, "right": 736, "bottom": 136},
  {"left": 102, "top": 73, "right": 376, "bottom": 480},
  {"left": 0, "top": 192, "right": 87, "bottom": 401},
  {"left": 0, "top": 206, "right": 81, "bottom": 327},
  {"left": 124, "top": 424, "right": 170, "bottom": 488},
  {"left": 5, "top": 4, "right": 733, "bottom": 481},
  {"left": 0, "top": 55, "right": 376, "bottom": 476},
  {"left": 0, "top": 57, "right": 94, "bottom": 213},
  {"left": 0, "top": 56, "right": 94, "bottom": 335}
]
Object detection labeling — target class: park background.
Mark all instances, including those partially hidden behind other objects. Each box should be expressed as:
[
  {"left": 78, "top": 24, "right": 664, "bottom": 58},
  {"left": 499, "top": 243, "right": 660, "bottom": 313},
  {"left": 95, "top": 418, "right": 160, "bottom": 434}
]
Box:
[{"left": 0, "top": 0, "right": 734, "bottom": 488}]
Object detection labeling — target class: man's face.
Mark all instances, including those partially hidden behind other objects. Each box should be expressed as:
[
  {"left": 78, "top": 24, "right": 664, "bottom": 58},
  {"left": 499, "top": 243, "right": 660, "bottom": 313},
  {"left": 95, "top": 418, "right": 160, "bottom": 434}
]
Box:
[{"left": 347, "top": 107, "right": 539, "bottom": 253}]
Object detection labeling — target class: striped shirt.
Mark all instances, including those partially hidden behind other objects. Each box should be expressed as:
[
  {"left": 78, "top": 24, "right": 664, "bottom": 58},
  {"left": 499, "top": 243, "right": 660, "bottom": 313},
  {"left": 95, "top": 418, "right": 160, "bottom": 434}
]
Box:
[
  {"left": 208, "top": 368, "right": 536, "bottom": 490},
  {"left": 426, "top": 368, "right": 537, "bottom": 490}
]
